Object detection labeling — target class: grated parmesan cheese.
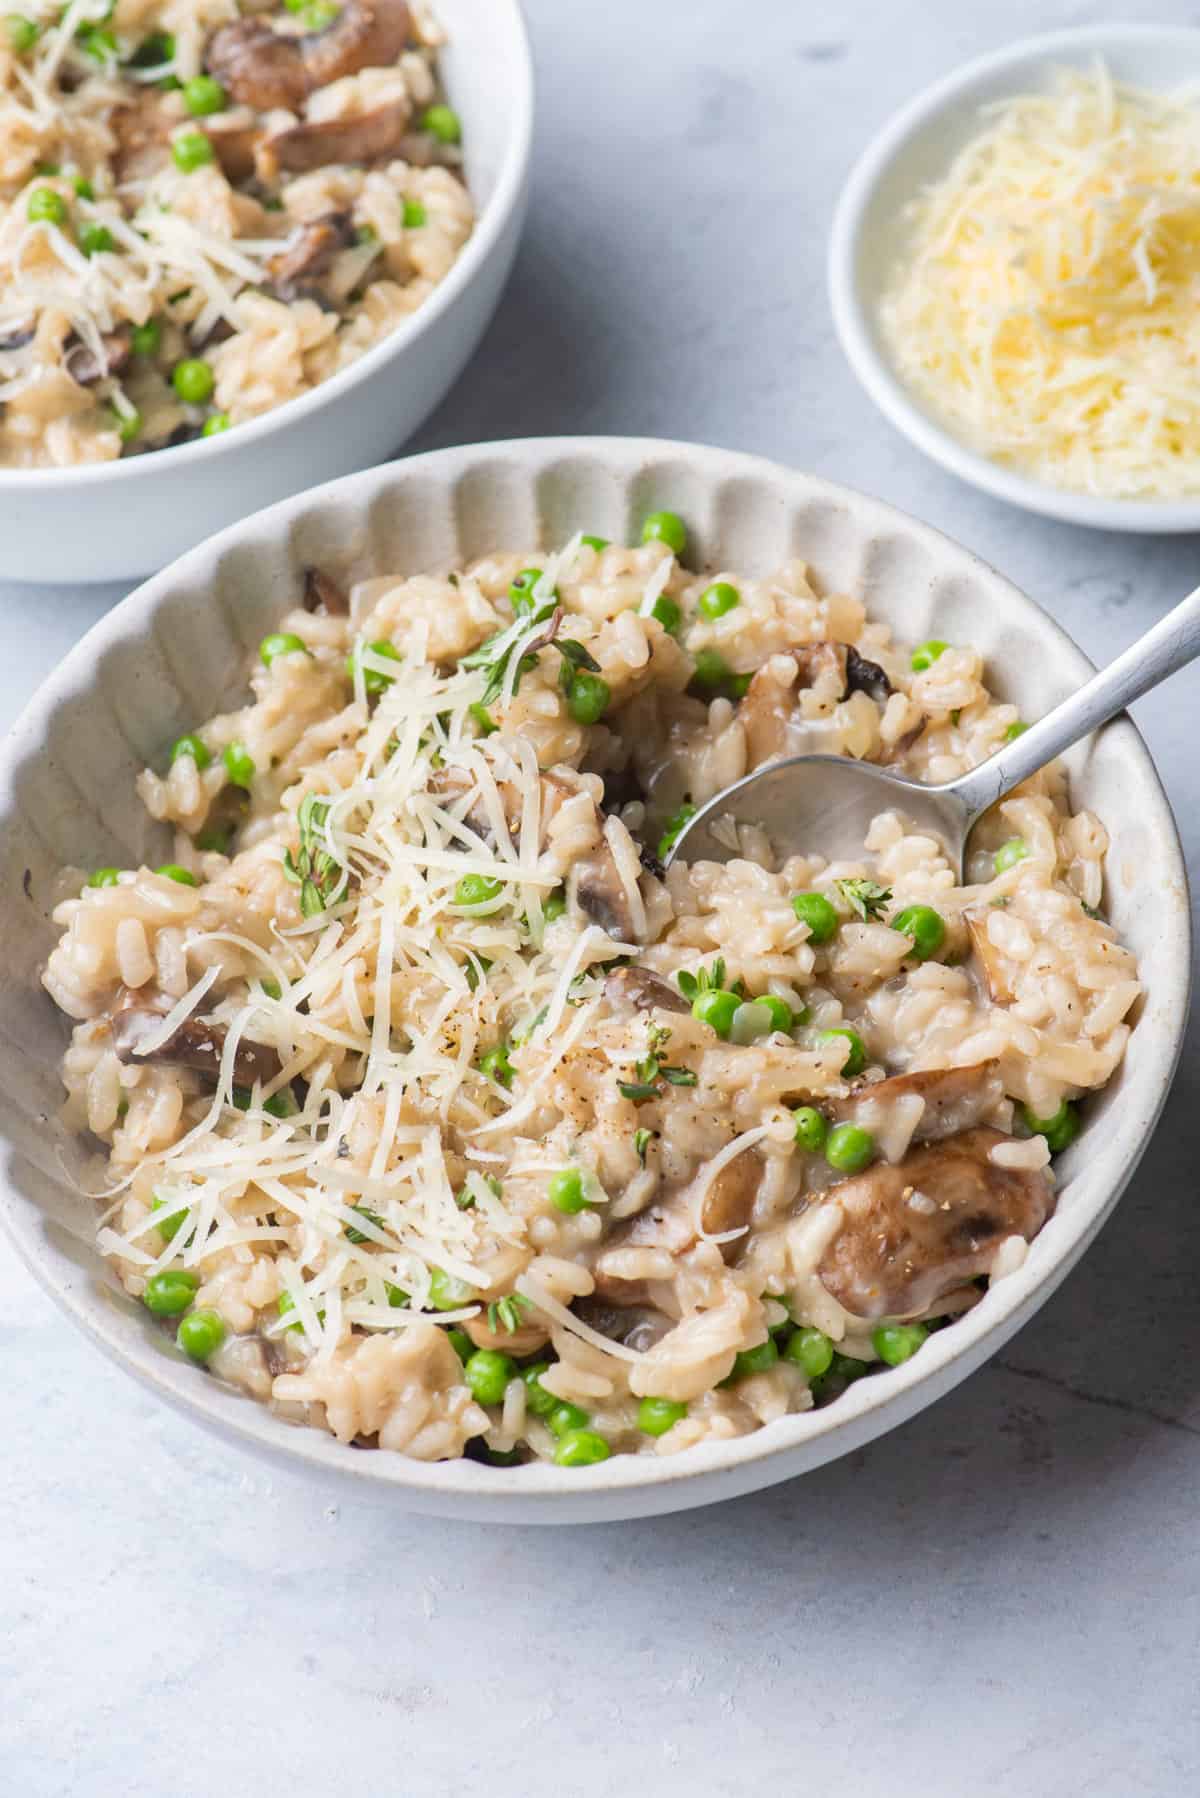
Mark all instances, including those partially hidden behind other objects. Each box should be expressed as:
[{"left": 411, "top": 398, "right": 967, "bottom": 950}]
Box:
[{"left": 880, "top": 61, "right": 1200, "bottom": 498}]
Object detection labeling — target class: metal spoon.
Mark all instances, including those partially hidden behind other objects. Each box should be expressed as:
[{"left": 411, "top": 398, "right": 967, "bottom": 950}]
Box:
[{"left": 667, "top": 585, "right": 1200, "bottom": 878}]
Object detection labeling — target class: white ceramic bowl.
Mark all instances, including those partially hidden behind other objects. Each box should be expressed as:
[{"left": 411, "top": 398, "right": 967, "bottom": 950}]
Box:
[
  {"left": 0, "top": 438, "right": 1189, "bottom": 1523},
  {"left": 828, "top": 24, "right": 1200, "bottom": 533},
  {"left": 0, "top": 0, "right": 533, "bottom": 586}
]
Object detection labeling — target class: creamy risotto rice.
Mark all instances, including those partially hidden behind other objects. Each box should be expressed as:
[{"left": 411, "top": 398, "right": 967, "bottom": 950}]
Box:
[
  {"left": 0, "top": 0, "right": 470, "bottom": 465},
  {"left": 43, "top": 514, "right": 1142, "bottom": 1467}
]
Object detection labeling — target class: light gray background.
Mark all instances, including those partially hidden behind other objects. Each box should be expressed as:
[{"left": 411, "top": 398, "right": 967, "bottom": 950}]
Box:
[{"left": 3, "top": 2, "right": 1198, "bottom": 1792}]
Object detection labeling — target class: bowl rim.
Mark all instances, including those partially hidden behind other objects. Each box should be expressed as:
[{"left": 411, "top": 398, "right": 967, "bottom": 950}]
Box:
[
  {"left": 828, "top": 22, "right": 1200, "bottom": 534},
  {"left": 0, "top": 0, "right": 534, "bottom": 493},
  {"left": 0, "top": 434, "right": 1191, "bottom": 1514}
]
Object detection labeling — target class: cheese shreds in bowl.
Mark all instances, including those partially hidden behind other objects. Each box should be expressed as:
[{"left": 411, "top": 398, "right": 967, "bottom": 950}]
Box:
[
  {"left": 879, "top": 60, "right": 1200, "bottom": 500},
  {"left": 42, "top": 521, "right": 1142, "bottom": 1467},
  {"left": 0, "top": 0, "right": 471, "bottom": 467}
]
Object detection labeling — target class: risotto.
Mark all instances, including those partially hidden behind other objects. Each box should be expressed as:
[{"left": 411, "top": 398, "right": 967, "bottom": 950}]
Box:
[
  {"left": 43, "top": 514, "right": 1142, "bottom": 1467},
  {"left": 0, "top": 0, "right": 471, "bottom": 466}
]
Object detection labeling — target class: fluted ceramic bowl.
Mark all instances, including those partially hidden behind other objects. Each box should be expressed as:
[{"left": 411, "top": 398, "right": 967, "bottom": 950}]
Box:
[
  {"left": 0, "top": 438, "right": 1189, "bottom": 1521},
  {"left": 0, "top": 0, "right": 532, "bottom": 585}
]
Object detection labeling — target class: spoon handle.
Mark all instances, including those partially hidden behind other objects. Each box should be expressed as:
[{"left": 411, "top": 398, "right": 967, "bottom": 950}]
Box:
[{"left": 950, "top": 582, "right": 1200, "bottom": 822}]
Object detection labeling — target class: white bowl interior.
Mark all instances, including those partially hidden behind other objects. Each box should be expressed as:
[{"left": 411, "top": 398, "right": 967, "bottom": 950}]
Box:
[
  {"left": 0, "top": 439, "right": 1189, "bottom": 1521},
  {"left": 830, "top": 24, "right": 1200, "bottom": 532}
]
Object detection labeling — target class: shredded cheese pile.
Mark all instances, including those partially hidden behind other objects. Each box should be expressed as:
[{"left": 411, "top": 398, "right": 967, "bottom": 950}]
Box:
[{"left": 880, "top": 60, "right": 1200, "bottom": 498}]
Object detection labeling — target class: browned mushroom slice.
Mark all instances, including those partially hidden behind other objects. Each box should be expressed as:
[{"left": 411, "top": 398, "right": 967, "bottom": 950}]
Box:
[
  {"left": 111, "top": 1006, "right": 282, "bottom": 1090},
  {"left": 204, "top": 116, "right": 262, "bottom": 184},
  {"left": 844, "top": 644, "right": 893, "bottom": 702},
  {"left": 740, "top": 640, "right": 892, "bottom": 765},
  {"left": 264, "top": 101, "right": 412, "bottom": 176},
  {"left": 208, "top": 0, "right": 411, "bottom": 111},
  {"left": 964, "top": 908, "right": 1015, "bottom": 1002},
  {"left": 572, "top": 1297, "right": 673, "bottom": 1353},
  {"left": 267, "top": 211, "right": 356, "bottom": 298},
  {"left": 604, "top": 966, "right": 690, "bottom": 1015},
  {"left": 815, "top": 1126, "right": 1054, "bottom": 1319},
  {"left": 596, "top": 1151, "right": 761, "bottom": 1302},
  {"left": 571, "top": 834, "right": 638, "bottom": 940},
  {"left": 64, "top": 330, "right": 131, "bottom": 386},
  {"left": 827, "top": 1060, "right": 1003, "bottom": 1145},
  {"left": 303, "top": 565, "right": 350, "bottom": 616}
]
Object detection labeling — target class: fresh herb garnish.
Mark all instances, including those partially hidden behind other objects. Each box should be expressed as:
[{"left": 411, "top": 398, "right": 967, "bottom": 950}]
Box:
[
  {"left": 675, "top": 957, "right": 726, "bottom": 1002},
  {"left": 634, "top": 1127, "right": 655, "bottom": 1164},
  {"left": 282, "top": 792, "right": 348, "bottom": 918},
  {"left": 461, "top": 601, "right": 562, "bottom": 705},
  {"left": 488, "top": 1293, "right": 533, "bottom": 1334},
  {"left": 835, "top": 877, "right": 892, "bottom": 922},
  {"left": 456, "top": 1173, "right": 502, "bottom": 1210},
  {"left": 345, "top": 1205, "right": 384, "bottom": 1244}
]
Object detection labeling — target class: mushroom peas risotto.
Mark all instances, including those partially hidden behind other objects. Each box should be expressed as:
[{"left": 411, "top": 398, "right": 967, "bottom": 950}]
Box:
[
  {"left": 44, "top": 515, "right": 1142, "bottom": 1467},
  {"left": 0, "top": 0, "right": 470, "bottom": 465}
]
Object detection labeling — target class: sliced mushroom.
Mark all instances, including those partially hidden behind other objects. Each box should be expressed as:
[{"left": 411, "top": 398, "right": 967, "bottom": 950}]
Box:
[
  {"left": 740, "top": 640, "right": 892, "bottom": 765},
  {"left": 572, "top": 1296, "right": 673, "bottom": 1353},
  {"left": 303, "top": 565, "right": 350, "bottom": 616},
  {"left": 571, "top": 834, "right": 637, "bottom": 940},
  {"left": 111, "top": 1005, "right": 282, "bottom": 1090},
  {"left": 604, "top": 966, "right": 690, "bottom": 1015},
  {"left": 207, "top": 0, "right": 412, "bottom": 112},
  {"left": 263, "top": 101, "right": 412, "bottom": 176},
  {"left": 0, "top": 325, "right": 34, "bottom": 353},
  {"left": 266, "top": 210, "right": 356, "bottom": 298},
  {"left": 965, "top": 908, "right": 1015, "bottom": 1002},
  {"left": 64, "top": 330, "right": 131, "bottom": 386},
  {"left": 595, "top": 1151, "right": 762, "bottom": 1302},
  {"left": 815, "top": 1126, "right": 1054, "bottom": 1319},
  {"left": 844, "top": 644, "right": 893, "bottom": 702},
  {"left": 828, "top": 1060, "right": 1004, "bottom": 1145},
  {"left": 203, "top": 114, "right": 263, "bottom": 184}
]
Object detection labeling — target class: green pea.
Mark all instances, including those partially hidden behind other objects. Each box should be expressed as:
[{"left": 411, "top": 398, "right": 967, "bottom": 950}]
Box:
[
  {"left": 637, "top": 1396, "right": 686, "bottom": 1436},
  {"left": 152, "top": 1195, "right": 191, "bottom": 1244},
  {"left": 386, "top": 1283, "right": 409, "bottom": 1309},
  {"left": 421, "top": 103, "right": 462, "bottom": 143},
  {"left": 155, "top": 864, "right": 197, "bottom": 886},
  {"left": 1003, "top": 720, "right": 1029, "bottom": 742},
  {"left": 729, "top": 999, "right": 776, "bottom": 1044},
  {"left": 479, "top": 1044, "right": 514, "bottom": 1088},
  {"left": 566, "top": 672, "right": 610, "bottom": 725},
  {"left": 581, "top": 535, "right": 609, "bottom": 551},
  {"left": 445, "top": 1326, "right": 472, "bottom": 1361},
  {"left": 1020, "top": 1099, "right": 1080, "bottom": 1155},
  {"left": 111, "top": 406, "right": 142, "bottom": 445},
  {"left": 993, "top": 838, "right": 1029, "bottom": 875},
  {"left": 346, "top": 638, "right": 401, "bottom": 695},
  {"left": 222, "top": 741, "right": 254, "bottom": 788},
  {"left": 548, "top": 1401, "right": 589, "bottom": 1437},
  {"left": 73, "top": 177, "right": 94, "bottom": 199},
  {"left": 548, "top": 1167, "right": 589, "bottom": 1214},
  {"left": 79, "top": 222, "right": 113, "bottom": 256},
  {"left": 691, "top": 988, "right": 740, "bottom": 1038},
  {"left": 5, "top": 15, "right": 38, "bottom": 52},
  {"left": 729, "top": 1338, "right": 779, "bottom": 1380},
  {"left": 817, "top": 1026, "right": 866, "bottom": 1077},
  {"left": 142, "top": 1269, "right": 199, "bottom": 1316},
  {"left": 78, "top": 25, "right": 116, "bottom": 59},
  {"left": 428, "top": 1266, "right": 476, "bottom": 1311},
  {"left": 542, "top": 889, "right": 567, "bottom": 923},
  {"left": 784, "top": 1326, "right": 834, "bottom": 1379},
  {"left": 554, "top": 1428, "right": 611, "bottom": 1467},
  {"left": 911, "top": 639, "right": 948, "bottom": 673},
  {"left": 183, "top": 74, "right": 226, "bottom": 116},
  {"left": 402, "top": 198, "right": 427, "bottom": 227},
  {"left": 641, "top": 510, "right": 687, "bottom": 556},
  {"left": 791, "top": 890, "right": 838, "bottom": 943},
  {"left": 873, "top": 1322, "right": 929, "bottom": 1366},
  {"left": 522, "top": 1362, "right": 559, "bottom": 1417},
  {"left": 131, "top": 317, "right": 162, "bottom": 357},
  {"left": 172, "top": 356, "right": 214, "bottom": 403},
  {"left": 757, "top": 995, "right": 794, "bottom": 1034},
  {"left": 170, "top": 731, "right": 211, "bottom": 770},
  {"left": 657, "top": 802, "right": 697, "bottom": 860},
  {"left": 27, "top": 187, "right": 66, "bottom": 226},
  {"left": 177, "top": 1307, "right": 225, "bottom": 1361},
  {"left": 825, "top": 1122, "right": 875, "bottom": 1174},
  {"left": 171, "top": 131, "right": 215, "bottom": 173},
  {"left": 297, "top": 0, "right": 337, "bottom": 23},
  {"left": 454, "top": 872, "right": 503, "bottom": 906},
  {"left": 202, "top": 411, "right": 231, "bottom": 437},
  {"left": 891, "top": 903, "right": 945, "bottom": 961},
  {"left": 87, "top": 867, "right": 121, "bottom": 888},
  {"left": 691, "top": 648, "right": 732, "bottom": 690},
  {"left": 464, "top": 1348, "right": 517, "bottom": 1405},
  {"left": 259, "top": 631, "right": 308, "bottom": 666},
  {"left": 507, "top": 567, "right": 544, "bottom": 611},
  {"left": 698, "top": 581, "right": 739, "bottom": 620},
  {"left": 278, "top": 1291, "right": 326, "bottom": 1333},
  {"left": 651, "top": 593, "right": 682, "bottom": 635},
  {"left": 792, "top": 1106, "right": 828, "bottom": 1152}
]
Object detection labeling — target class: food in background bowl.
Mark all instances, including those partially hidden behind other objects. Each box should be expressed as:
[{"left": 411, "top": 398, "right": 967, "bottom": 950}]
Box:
[
  {"left": 0, "top": 0, "right": 471, "bottom": 466},
  {"left": 42, "top": 516, "right": 1142, "bottom": 1466}
]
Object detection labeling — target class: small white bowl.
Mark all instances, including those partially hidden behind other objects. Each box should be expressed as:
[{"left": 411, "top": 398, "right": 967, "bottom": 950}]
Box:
[
  {"left": 0, "top": 0, "right": 533, "bottom": 586},
  {"left": 0, "top": 437, "right": 1189, "bottom": 1523},
  {"left": 829, "top": 24, "right": 1200, "bottom": 533}
]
